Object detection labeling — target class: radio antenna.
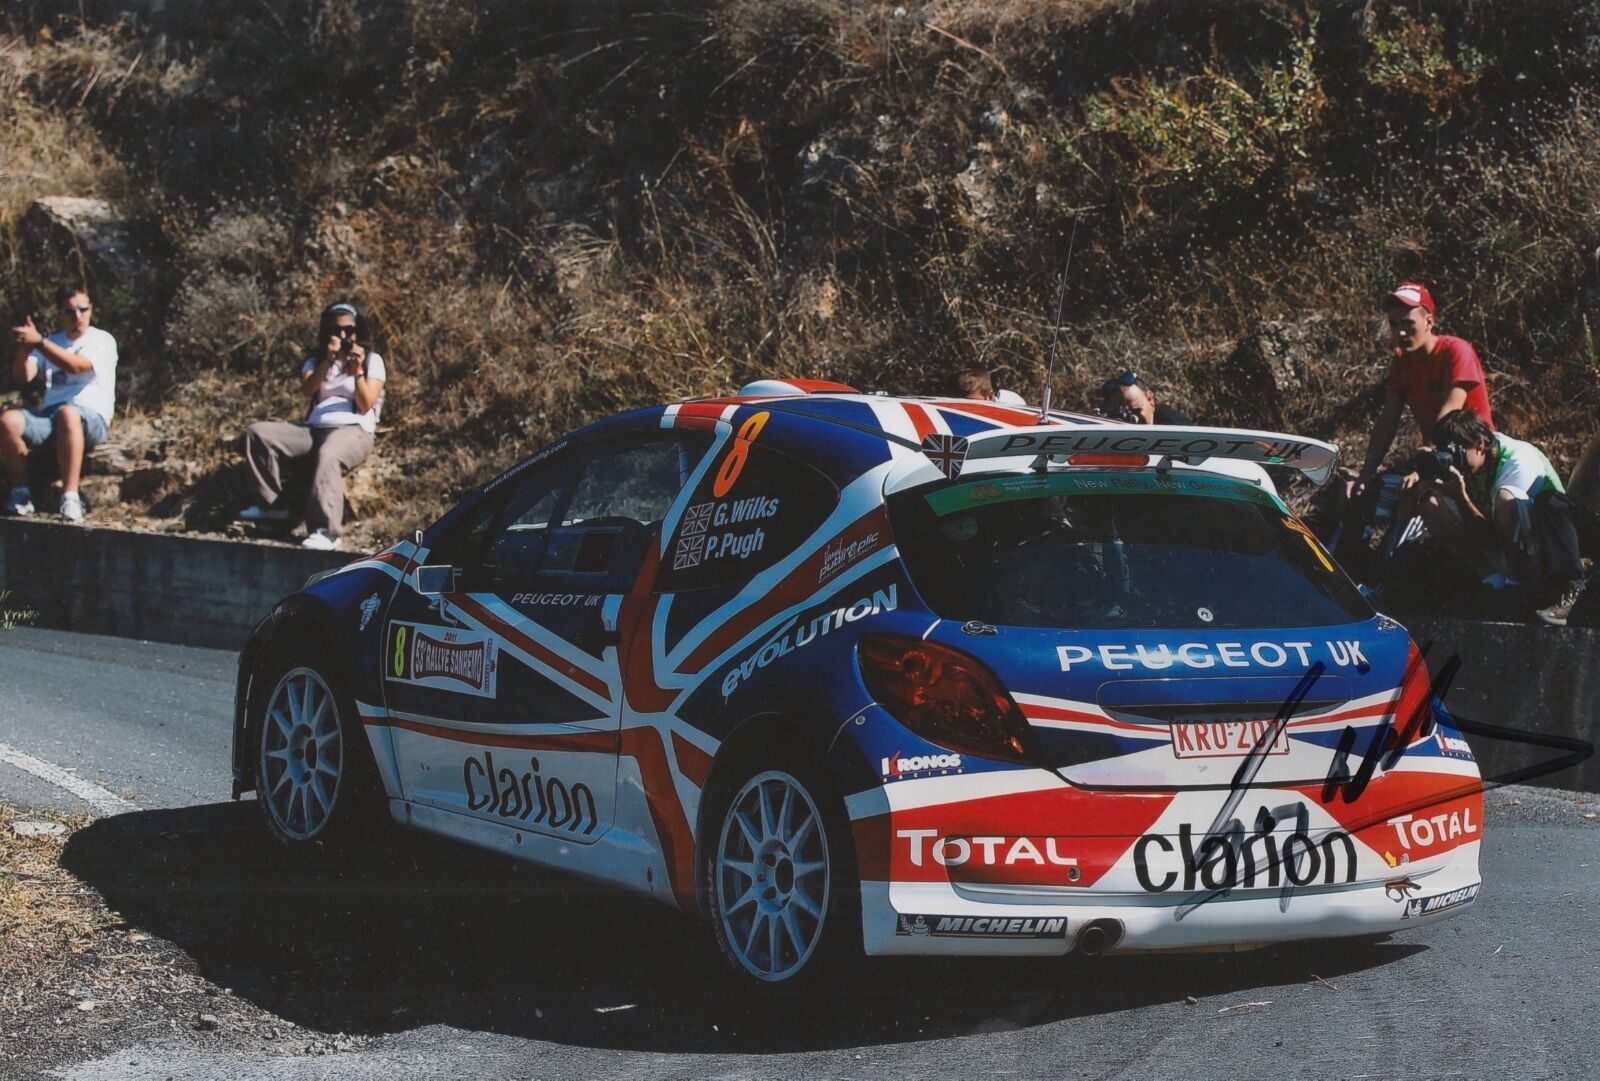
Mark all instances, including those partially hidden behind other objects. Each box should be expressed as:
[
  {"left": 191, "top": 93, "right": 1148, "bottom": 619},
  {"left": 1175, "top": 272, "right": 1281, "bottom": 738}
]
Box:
[{"left": 1038, "top": 216, "right": 1079, "bottom": 423}]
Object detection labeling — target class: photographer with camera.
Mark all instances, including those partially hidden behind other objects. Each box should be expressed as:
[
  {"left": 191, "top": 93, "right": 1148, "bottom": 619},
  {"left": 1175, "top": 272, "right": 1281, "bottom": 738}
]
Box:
[
  {"left": 1098, "top": 371, "right": 1191, "bottom": 425},
  {"left": 1416, "top": 409, "right": 1584, "bottom": 623},
  {"left": 237, "top": 301, "right": 387, "bottom": 551},
  {"left": 2, "top": 285, "right": 117, "bottom": 521}
]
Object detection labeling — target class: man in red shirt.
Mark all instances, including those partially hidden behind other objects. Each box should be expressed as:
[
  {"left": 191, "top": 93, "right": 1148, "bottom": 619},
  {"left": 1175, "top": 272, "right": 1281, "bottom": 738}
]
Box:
[{"left": 1354, "top": 281, "right": 1494, "bottom": 498}]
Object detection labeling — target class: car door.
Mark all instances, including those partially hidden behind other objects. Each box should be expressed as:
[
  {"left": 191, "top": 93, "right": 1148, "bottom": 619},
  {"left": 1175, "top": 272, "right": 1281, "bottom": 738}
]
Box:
[{"left": 382, "top": 430, "right": 707, "bottom": 842}]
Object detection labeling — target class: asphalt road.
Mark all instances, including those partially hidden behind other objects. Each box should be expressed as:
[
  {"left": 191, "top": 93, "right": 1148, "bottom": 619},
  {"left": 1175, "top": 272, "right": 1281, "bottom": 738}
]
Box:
[{"left": 2, "top": 627, "right": 1598, "bottom": 1081}]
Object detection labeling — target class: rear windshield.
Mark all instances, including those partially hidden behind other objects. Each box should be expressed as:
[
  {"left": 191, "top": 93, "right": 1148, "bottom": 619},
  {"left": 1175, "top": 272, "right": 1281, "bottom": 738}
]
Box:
[{"left": 888, "top": 471, "right": 1372, "bottom": 630}]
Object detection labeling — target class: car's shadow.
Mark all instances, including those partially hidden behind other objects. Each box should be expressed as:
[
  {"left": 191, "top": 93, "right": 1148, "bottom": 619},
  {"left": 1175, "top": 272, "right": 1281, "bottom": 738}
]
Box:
[{"left": 63, "top": 802, "right": 1423, "bottom": 1052}]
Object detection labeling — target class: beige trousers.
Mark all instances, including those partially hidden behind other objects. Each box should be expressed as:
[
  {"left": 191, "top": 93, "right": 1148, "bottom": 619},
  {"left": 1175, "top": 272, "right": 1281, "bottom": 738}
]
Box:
[{"left": 243, "top": 421, "right": 372, "bottom": 537}]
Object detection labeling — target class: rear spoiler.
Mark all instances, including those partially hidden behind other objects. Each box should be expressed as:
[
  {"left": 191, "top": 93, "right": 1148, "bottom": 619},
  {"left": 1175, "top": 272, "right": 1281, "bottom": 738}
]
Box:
[{"left": 955, "top": 424, "right": 1339, "bottom": 486}]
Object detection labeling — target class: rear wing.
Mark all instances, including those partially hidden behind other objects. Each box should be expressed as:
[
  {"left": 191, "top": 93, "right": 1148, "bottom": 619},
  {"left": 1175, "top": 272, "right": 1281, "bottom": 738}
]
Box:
[{"left": 954, "top": 424, "right": 1339, "bottom": 486}]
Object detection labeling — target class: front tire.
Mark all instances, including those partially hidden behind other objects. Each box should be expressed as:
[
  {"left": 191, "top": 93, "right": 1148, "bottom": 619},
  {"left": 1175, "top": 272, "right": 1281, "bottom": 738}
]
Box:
[
  {"left": 706, "top": 765, "right": 855, "bottom": 983},
  {"left": 254, "top": 655, "right": 368, "bottom": 845}
]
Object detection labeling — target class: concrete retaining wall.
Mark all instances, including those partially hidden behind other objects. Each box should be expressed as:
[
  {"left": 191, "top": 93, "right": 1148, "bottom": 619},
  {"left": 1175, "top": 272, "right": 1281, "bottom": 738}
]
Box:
[
  {"left": 1405, "top": 617, "right": 1599, "bottom": 793},
  {"left": 0, "top": 519, "right": 348, "bottom": 650}
]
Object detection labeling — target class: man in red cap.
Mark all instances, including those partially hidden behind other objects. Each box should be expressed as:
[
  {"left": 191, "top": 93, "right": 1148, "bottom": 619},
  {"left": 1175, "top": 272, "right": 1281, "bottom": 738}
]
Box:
[{"left": 1353, "top": 281, "right": 1494, "bottom": 498}]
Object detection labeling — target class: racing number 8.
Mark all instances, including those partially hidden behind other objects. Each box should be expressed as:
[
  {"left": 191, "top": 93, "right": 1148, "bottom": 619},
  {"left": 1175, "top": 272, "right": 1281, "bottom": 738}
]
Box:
[
  {"left": 713, "top": 411, "right": 770, "bottom": 498},
  {"left": 392, "top": 625, "right": 408, "bottom": 677}
]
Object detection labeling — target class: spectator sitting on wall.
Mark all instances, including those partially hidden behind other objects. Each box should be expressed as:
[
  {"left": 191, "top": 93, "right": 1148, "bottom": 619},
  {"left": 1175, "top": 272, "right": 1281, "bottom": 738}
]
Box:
[
  {"left": 1099, "top": 371, "right": 1191, "bottom": 425},
  {"left": 2, "top": 285, "right": 118, "bottom": 522},
  {"left": 237, "top": 302, "right": 387, "bottom": 551},
  {"left": 1417, "top": 409, "right": 1585, "bottom": 624}
]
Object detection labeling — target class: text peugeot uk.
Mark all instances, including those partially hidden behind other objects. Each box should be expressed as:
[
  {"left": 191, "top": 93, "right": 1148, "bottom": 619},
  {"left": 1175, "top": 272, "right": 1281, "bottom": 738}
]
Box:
[{"left": 232, "top": 381, "right": 1483, "bottom": 982}]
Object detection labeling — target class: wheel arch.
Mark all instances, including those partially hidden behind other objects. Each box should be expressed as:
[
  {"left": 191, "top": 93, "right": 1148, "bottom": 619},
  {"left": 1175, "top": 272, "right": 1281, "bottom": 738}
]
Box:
[
  {"left": 234, "top": 603, "right": 361, "bottom": 796},
  {"left": 693, "top": 707, "right": 852, "bottom": 914}
]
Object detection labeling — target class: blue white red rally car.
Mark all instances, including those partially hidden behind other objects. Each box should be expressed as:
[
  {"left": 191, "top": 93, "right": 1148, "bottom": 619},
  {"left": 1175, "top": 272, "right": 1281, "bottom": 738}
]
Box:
[{"left": 232, "top": 381, "right": 1484, "bottom": 982}]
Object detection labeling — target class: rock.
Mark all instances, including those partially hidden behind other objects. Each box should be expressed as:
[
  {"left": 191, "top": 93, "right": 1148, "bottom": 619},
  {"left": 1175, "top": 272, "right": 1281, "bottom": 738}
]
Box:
[
  {"left": 981, "top": 101, "right": 1011, "bottom": 137},
  {"left": 84, "top": 444, "right": 139, "bottom": 477},
  {"left": 78, "top": 475, "right": 120, "bottom": 513},
  {"left": 1215, "top": 318, "right": 1333, "bottom": 430},
  {"left": 954, "top": 143, "right": 1001, "bottom": 223},
  {"left": 797, "top": 135, "right": 854, "bottom": 192},
  {"left": 22, "top": 197, "right": 141, "bottom": 283},
  {"left": 10, "top": 819, "right": 67, "bottom": 839},
  {"left": 196, "top": 1013, "right": 220, "bottom": 1031},
  {"left": 120, "top": 466, "right": 180, "bottom": 504}
]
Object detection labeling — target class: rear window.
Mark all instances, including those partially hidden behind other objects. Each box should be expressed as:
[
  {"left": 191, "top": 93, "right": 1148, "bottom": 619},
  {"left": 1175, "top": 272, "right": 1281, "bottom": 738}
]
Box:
[{"left": 888, "top": 470, "right": 1372, "bottom": 630}]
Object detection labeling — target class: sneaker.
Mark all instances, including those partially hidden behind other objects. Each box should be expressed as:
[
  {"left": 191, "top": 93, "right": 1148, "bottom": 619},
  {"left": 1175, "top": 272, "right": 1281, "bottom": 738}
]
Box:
[
  {"left": 2, "top": 487, "right": 34, "bottom": 516},
  {"left": 1535, "top": 579, "right": 1586, "bottom": 626},
  {"left": 238, "top": 504, "right": 291, "bottom": 523},
  {"left": 301, "top": 529, "right": 342, "bottom": 551},
  {"left": 58, "top": 491, "right": 84, "bottom": 522}
]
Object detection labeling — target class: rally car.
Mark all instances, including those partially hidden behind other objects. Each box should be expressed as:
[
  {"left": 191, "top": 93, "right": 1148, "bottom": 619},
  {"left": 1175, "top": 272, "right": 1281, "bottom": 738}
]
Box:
[{"left": 231, "top": 381, "right": 1484, "bottom": 983}]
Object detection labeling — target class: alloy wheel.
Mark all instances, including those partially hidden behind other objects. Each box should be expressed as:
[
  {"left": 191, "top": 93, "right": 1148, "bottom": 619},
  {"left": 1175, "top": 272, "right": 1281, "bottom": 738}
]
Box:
[
  {"left": 714, "top": 770, "right": 832, "bottom": 982},
  {"left": 258, "top": 667, "right": 344, "bottom": 841}
]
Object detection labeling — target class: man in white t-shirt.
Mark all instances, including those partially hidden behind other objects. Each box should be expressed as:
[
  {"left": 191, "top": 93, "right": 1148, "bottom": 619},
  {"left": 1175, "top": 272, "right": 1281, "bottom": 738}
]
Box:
[
  {"left": 238, "top": 302, "right": 387, "bottom": 551},
  {"left": 2, "top": 286, "right": 118, "bottom": 521}
]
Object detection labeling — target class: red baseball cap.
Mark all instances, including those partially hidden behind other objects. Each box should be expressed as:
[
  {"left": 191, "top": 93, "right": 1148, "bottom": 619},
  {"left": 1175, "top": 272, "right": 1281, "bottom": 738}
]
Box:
[{"left": 1383, "top": 281, "right": 1435, "bottom": 315}]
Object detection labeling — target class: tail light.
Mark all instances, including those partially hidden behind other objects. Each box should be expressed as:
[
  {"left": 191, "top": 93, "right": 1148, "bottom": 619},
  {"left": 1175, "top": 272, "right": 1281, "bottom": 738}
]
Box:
[
  {"left": 857, "top": 635, "right": 1037, "bottom": 763},
  {"left": 1383, "top": 643, "right": 1437, "bottom": 761}
]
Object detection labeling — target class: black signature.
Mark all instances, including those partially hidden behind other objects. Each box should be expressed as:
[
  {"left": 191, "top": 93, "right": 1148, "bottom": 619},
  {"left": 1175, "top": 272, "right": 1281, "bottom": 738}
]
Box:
[{"left": 1170, "top": 642, "right": 1592, "bottom": 918}]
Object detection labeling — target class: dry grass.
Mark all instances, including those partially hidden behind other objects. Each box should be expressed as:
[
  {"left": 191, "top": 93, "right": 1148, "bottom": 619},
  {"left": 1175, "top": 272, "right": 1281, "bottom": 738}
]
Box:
[
  {"left": 0, "top": 805, "right": 101, "bottom": 988},
  {"left": 1, "top": 1, "right": 1598, "bottom": 548}
]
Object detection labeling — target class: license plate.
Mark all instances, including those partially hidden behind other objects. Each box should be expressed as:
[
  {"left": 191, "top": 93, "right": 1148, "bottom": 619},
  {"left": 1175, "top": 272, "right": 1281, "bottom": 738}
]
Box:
[{"left": 1170, "top": 719, "right": 1289, "bottom": 759}]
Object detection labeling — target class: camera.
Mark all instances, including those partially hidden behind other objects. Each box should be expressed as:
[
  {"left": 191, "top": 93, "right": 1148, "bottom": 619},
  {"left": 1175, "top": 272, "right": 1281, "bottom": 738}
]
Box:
[
  {"left": 1413, "top": 442, "right": 1466, "bottom": 482},
  {"left": 1107, "top": 403, "right": 1142, "bottom": 425}
]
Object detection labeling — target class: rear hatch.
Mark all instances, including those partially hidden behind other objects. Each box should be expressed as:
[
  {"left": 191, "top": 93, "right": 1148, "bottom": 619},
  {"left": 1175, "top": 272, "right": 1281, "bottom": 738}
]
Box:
[
  {"left": 888, "top": 467, "right": 1407, "bottom": 789},
  {"left": 927, "top": 623, "right": 1405, "bottom": 789}
]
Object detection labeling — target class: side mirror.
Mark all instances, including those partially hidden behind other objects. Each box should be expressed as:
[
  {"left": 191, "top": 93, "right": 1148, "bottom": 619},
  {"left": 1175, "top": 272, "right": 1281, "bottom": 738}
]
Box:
[{"left": 415, "top": 564, "right": 458, "bottom": 597}]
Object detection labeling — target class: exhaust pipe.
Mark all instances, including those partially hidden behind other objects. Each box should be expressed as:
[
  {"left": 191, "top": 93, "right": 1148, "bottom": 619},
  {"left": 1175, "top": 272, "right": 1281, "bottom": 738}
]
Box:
[{"left": 1076, "top": 919, "right": 1125, "bottom": 956}]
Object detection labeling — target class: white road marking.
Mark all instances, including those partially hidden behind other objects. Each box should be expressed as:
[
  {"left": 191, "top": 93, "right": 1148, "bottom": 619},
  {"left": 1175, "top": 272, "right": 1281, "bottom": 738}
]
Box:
[{"left": 0, "top": 741, "right": 136, "bottom": 816}]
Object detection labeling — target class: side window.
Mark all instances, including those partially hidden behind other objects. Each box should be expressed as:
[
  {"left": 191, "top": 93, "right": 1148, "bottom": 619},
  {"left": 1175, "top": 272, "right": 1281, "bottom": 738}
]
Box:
[
  {"left": 655, "top": 441, "right": 838, "bottom": 592},
  {"left": 462, "top": 462, "right": 575, "bottom": 590},
  {"left": 428, "top": 487, "right": 518, "bottom": 576},
  {"left": 473, "top": 434, "right": 705, "bottom": 593}
]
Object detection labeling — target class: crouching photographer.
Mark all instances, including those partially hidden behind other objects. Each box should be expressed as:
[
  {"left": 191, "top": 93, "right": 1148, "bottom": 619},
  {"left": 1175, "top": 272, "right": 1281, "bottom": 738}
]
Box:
[{"left": 1414, "top": 409, "right": 1586, "bottom": 624}]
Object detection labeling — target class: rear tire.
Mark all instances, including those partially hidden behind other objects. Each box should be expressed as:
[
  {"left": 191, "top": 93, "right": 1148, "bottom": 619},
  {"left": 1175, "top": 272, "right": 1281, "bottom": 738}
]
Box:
[
  {"left": 253, "top": 647, "right": 374, "bottom": 846},
  {"left": 704, "top": 760, "right": 858, "bottom": 984}
]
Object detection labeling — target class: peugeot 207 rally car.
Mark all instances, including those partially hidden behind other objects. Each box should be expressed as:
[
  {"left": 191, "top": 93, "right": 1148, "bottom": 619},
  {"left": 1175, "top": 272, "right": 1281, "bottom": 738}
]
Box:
[{"left": 231, "top": 381, "right": 1484, "bottom": 983}]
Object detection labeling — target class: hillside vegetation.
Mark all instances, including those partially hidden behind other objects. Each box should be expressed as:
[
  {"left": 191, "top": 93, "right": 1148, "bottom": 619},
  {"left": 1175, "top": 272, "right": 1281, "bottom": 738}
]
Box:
[{"left": 2, "top": 0, "right": 1599, "bottom": 544}]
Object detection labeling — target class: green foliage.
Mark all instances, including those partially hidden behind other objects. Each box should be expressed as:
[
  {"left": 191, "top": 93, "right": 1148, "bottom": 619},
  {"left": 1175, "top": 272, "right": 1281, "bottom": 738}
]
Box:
[
  {"left": 0, "top": 591, "right": 38, "bottom": 631},
  {"left": 1080, "top": 18, "right": 1323, "bottom": 206},
  {"left": 1366, "top": 12, "right": 1488, "bottom": 112}
]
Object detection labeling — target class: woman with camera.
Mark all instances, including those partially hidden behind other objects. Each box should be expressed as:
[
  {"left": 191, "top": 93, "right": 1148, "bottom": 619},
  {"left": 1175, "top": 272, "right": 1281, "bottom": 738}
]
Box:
[{"left": 237, "top": 301, "right": 387, "bottom": 551}]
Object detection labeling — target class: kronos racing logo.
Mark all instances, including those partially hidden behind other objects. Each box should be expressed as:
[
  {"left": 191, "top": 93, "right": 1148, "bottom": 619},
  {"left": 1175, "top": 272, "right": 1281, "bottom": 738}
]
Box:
[{"left": 880, "top": 750, "right": 963, "bottom": 781}]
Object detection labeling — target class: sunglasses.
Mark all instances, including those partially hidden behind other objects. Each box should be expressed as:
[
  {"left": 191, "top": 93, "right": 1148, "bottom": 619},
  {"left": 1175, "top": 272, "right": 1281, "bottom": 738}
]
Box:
[
  {"left": 1100, "top": 371, "right": 1138, "bottom": 392},
  {"left": 60, "top": 305, "right": 91, "bottom": 314}
]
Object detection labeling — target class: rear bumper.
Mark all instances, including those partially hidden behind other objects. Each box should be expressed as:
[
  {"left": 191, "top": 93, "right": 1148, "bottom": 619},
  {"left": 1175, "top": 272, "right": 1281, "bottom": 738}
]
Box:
[
  {"left": 862, "top": 846, "right": 1482, "bottom": 956},
  {"left": 848, "top": 756, "right": 1486, "bottom": 957}
]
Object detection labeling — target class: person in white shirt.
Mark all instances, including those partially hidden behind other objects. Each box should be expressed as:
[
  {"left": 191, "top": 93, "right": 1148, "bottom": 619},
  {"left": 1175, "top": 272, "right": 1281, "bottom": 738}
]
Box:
[
  {"left": 2, "top": 286, "right": 118, "bottom": 521},
  {"left": 1418, "top": 408, "right": 1585, "bottom": 623},
  {"left": 238, "top": 302, "right": 387, "bottom": 551}
]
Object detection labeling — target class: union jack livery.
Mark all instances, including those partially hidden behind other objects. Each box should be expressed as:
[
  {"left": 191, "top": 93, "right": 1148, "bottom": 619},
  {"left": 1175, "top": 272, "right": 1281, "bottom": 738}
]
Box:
[{"left": 231, "top": 383, "right": 1483, "bottom": 983}]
